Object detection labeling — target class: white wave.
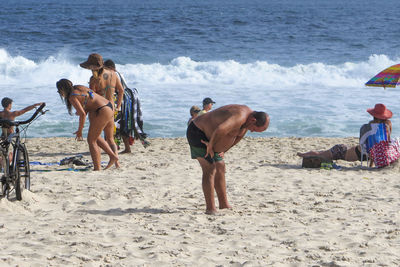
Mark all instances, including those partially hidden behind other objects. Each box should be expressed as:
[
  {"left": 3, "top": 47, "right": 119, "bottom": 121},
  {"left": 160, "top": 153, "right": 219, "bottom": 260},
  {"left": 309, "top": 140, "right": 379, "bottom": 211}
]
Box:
[
  {"left": 117, "top": 54, "right": 400, "bottom": 90},
  {"left": 0, "top": 48, "right": 398, "bottom": 90},
  {"left": 1, "top": 48, "right": 400, "bottom": 137}
]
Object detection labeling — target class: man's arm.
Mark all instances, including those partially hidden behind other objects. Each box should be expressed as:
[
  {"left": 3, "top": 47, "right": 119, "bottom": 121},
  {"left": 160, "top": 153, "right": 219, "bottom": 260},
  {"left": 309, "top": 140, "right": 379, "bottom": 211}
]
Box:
[
  {"left": 227, "top": 130, "right": 247, "bottom": 151},
  {"left": 205, "top": 113, "right": 246, "bottom": 156},
  {"left": 13, "top": 103, "right": 42, "bottom": 118}
]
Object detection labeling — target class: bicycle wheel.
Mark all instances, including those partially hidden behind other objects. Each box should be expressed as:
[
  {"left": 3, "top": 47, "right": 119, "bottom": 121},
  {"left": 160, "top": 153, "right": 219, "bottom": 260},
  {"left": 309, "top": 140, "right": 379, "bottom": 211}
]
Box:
[
  {"left": 15, "top": 144, "right": 30, "bottom": 200},
  {"left": 2, "top": 182, "right": 9, "bottom": 199},
  {"left": 18, "top": 144, "right": 30, "bottom": 191},
  {"left": 1, "top": 152, "right": 9, "bottom": 198}
]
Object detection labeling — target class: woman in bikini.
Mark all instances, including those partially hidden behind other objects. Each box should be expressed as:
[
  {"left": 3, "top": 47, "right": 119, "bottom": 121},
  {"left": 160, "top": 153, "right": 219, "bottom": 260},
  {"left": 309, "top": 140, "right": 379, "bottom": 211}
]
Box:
[
  {"left": 297, "top": 104, "right": 393, "bottom": 165},
  {"left": 56, "top": 79, "right": 119, "bottom": 171},
  {"left": 80, "top": 53, "right": 124, "bottom": 154}
]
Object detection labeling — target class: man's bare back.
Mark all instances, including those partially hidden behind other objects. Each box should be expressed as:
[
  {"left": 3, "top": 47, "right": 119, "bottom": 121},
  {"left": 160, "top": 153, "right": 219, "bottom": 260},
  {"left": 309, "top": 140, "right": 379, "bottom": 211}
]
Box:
[{"left": 193, "top": 104, "right": 253, "bottom": 152}]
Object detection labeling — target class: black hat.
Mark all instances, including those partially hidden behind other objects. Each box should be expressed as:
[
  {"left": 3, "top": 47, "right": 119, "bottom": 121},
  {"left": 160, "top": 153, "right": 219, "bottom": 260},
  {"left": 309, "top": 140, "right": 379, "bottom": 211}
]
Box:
[{"left": 203, "top": 97, "right": 215, "bottom": 105}]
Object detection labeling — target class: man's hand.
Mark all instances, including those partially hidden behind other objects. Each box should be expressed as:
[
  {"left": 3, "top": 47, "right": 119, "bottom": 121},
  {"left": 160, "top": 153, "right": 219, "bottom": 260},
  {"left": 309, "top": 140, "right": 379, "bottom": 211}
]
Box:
[{"left": 201, "top": 139, "right": 214, "bottom": 159}]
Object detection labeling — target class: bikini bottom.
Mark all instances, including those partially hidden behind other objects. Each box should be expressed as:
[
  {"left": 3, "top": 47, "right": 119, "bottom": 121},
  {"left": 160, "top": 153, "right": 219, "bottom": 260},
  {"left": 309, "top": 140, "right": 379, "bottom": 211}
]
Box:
[{"left": 95, "top": 102, "right": 113, "bottom": 115}]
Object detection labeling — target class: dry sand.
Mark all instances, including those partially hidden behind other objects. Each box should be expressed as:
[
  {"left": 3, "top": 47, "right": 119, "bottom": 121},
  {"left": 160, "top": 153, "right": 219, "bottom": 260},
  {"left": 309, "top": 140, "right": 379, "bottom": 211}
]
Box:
[{"left": 0, "top": 137, "right": 399, "bottom": 266}]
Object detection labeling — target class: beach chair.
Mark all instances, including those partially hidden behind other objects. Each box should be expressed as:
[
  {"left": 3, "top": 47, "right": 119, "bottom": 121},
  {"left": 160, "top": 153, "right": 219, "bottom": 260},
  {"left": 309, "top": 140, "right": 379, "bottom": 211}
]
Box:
[{"left": 359, "top": 123, "right": 388, "bottom": 166}]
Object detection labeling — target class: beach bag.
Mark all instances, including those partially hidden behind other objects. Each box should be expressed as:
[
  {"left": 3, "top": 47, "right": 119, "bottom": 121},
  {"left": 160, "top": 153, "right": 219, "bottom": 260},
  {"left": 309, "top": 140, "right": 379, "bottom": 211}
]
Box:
[
  {"left": 60, "top": 155, "right": 90, "bottom": 166},
  {"left": 369, "top": 139, "right": 400, "bottom": 168},
  {"left": 302, "top": 156, "right": 332, "bottom": 168}
]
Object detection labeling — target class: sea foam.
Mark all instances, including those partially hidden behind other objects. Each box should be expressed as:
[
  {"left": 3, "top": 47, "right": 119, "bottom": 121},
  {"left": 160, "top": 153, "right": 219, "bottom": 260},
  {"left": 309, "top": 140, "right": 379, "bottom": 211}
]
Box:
[{"left": 1, "top": 49, "right": 399, "bottom": 138}]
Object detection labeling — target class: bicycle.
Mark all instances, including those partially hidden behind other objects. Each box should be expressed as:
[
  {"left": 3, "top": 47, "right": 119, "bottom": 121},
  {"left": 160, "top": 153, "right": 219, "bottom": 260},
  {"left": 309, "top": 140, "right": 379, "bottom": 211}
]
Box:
[{"left": 0, "top": 103, "right": 47, "bottom": 200}]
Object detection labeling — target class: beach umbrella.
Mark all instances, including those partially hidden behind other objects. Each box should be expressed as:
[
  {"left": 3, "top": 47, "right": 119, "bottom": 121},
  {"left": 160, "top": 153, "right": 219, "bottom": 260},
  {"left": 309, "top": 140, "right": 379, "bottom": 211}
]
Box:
[{"left": 365, "top": 63, "right": 400, "bottom": 89}]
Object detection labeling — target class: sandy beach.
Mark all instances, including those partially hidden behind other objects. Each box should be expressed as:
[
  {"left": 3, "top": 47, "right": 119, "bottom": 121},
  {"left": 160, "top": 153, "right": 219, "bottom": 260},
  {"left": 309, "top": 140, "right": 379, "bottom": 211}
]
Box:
[{"left": 0, "top": 136, "right": 399, "bottom": 266}]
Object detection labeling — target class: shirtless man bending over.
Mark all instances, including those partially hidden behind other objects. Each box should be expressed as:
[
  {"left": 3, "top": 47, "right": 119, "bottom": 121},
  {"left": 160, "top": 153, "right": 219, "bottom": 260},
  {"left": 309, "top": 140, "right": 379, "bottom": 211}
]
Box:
[{"left": 186, "top": 104, "right": 270, "bottom": 214}]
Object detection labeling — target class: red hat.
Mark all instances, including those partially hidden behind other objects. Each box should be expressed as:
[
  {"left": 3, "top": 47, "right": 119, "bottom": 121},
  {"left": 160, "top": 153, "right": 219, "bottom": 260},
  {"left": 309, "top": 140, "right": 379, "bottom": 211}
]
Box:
[{"left": 367, "top": 103, "right": 392, "bottom": 120}]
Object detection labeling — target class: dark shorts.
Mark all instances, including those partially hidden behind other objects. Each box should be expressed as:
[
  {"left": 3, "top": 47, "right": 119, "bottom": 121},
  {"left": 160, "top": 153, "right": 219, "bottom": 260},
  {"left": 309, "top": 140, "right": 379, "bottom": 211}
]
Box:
[
  {"left": 186, "top": 122, "right": 223, "bottom": 162},
  {"left": 330, "top": 144, "right": 367, "bottom": 161},
  {"left": 330, "top": 144, "right": 348, "bottom": 160}
]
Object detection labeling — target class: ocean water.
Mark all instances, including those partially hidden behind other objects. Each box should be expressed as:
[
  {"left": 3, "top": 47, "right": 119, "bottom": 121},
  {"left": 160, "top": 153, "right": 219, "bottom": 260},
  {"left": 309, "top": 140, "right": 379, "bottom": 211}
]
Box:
[{"left": 1, "top": 0, "right": 400, "bottom": 138}]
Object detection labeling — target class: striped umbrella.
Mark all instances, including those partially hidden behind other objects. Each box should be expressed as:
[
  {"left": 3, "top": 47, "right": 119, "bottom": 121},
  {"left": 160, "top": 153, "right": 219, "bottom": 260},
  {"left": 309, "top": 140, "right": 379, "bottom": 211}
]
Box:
[{"left": 365, "top": 63, "right": 400, "bottom": 89}]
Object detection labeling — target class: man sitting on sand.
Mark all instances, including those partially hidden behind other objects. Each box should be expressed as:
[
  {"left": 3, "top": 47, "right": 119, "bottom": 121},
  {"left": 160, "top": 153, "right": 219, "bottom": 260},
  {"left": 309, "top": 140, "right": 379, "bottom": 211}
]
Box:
[
  {"left": 186, "top": 104, "right": 270, "bottom": 214},
  {"left": 0, "top": 97, "right": 43, "bottom": 137}
]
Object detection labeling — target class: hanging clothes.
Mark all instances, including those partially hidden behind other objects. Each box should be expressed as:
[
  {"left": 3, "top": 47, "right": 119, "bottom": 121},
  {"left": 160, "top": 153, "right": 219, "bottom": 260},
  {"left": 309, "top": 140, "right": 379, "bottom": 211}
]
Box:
[{"left": 116, "top": 72, "right": 150, "bottom": 147}]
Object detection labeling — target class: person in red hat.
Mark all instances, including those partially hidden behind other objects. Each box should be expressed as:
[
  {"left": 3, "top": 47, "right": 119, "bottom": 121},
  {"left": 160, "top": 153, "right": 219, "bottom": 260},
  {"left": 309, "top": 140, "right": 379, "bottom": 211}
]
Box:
[
  {"left": 297, "top": 103, "right": 393, "bottom": 166},
  {"left": 367, "top": 103, "right": 393, "bottom": 121}
]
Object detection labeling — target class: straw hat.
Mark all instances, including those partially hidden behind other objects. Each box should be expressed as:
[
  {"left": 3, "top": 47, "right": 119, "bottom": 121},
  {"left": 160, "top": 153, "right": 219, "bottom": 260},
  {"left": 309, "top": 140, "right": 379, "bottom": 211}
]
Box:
[
  {"left": 80, "top": 53, "right": 104, "bottom": 70},
  {"left": 367, "top": 103, "right": 392, "bottom": 120}
]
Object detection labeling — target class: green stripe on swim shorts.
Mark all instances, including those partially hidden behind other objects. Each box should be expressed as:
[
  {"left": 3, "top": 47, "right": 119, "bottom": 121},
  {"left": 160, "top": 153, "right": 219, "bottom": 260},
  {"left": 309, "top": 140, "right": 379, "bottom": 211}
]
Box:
[{"left": 190, "top": 146, "right": 223, "bottom": 161}]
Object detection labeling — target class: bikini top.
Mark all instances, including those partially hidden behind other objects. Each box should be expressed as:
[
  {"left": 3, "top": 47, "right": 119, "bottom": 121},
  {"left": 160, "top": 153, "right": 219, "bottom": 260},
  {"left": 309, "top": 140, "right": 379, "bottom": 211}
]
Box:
[{"left": 71, "top": 89, "right": 94, "bottom": 109}]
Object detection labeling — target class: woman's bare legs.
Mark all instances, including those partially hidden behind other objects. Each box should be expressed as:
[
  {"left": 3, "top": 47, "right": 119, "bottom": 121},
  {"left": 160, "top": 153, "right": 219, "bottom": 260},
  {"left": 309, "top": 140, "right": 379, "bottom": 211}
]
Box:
[
  {"left": 102, "top": 114, "right": 120, "bottom": 168},
  {"left": 87, "top": 121, "right": 104, "bottom": 171},
  {"left": 96, "top": 136, "right": 119, "bottom": 169},
  {"left": 88, "top": 109, "right": 119, "bottom": 170},
  {"left": 104, "top": 123, "right": 118, "bottom": 155}
]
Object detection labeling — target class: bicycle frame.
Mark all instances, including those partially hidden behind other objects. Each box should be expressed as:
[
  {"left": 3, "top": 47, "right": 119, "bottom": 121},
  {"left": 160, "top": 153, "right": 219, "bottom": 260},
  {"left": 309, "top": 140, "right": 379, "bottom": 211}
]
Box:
[
  {"left": 0, "top": 138, "right": 9, "bottom": 178},
  {"left": 0, "top": 103, "right": 46, "bottom": 200}
]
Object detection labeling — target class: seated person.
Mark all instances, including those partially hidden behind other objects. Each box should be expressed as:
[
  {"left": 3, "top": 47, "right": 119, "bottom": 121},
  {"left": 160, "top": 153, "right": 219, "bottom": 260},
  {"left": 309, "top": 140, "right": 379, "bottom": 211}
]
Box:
[{"left": 297, "top": 104, "right": 392, "bottom": 166}]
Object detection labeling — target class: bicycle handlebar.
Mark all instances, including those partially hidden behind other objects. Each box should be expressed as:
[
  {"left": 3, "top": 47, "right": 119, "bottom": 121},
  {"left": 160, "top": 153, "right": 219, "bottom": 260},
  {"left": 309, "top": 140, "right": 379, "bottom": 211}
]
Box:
[{"left": 0, "top": 103, "right": 46, "bottom": 127}]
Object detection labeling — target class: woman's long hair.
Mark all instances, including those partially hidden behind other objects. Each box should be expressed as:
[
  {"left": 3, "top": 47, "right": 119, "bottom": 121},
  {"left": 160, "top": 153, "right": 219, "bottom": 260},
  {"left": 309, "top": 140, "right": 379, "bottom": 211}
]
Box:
[
  {"left": 370, "top": 117, "right": 392, "bottom": 140},
  {"left": 56, "top": 79, "right": 74, "bottom": 115}
]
